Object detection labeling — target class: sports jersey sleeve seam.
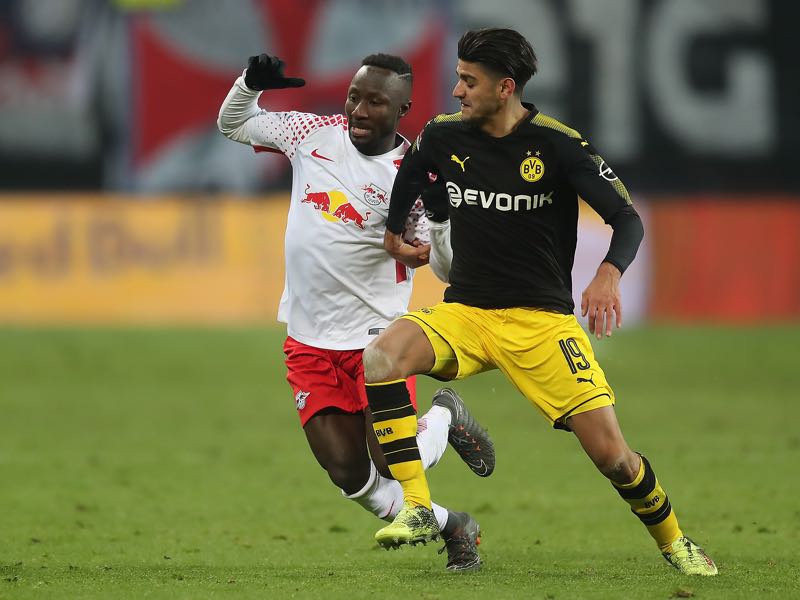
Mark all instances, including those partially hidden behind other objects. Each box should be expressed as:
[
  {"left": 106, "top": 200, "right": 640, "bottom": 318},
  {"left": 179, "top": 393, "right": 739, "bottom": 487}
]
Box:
[{"left": 531, "top": 123, "right": 577, "bottom": 143}]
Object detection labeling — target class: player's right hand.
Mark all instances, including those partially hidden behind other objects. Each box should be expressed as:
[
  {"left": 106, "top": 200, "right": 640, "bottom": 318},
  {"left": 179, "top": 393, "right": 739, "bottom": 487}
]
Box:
[
  {"left": 384, "top": 230, "right": 430, "bottom": 269},
  {"left": 244, "top": 54, "right": 305, "bottom": 91},
  {"left": 581, "top": 262, "right": 623, "bottom": 339}
]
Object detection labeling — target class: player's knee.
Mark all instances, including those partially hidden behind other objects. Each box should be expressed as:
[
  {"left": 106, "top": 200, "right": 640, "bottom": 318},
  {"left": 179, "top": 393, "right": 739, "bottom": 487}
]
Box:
[
  {"left": 325, "top": 458, "right": 371, "bottom": 495},
  {"left": 596, "top": 450, "right": 640, "bottom": 484},
  {"left": 362, "top": 342, "right": 395, "bottom": 383}
]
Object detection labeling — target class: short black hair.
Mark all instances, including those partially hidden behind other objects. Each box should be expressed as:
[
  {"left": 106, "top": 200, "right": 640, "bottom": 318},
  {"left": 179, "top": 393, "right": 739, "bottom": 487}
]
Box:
[
  {"left": 457, "top": 28, "right": 538, "bottom": 91},
  {"left": 361, "top": 53, "right": 413, "bottom": 84}
]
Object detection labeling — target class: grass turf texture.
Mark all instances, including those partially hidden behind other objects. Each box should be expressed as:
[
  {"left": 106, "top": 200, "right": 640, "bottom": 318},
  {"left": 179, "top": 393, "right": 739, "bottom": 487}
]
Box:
[{"left": 1, "top": 326, "right": 798, "bottom": 599}]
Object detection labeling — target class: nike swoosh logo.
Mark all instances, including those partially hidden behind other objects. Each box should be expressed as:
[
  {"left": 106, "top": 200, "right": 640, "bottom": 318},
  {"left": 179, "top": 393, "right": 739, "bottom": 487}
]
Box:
[
  {"left": 311, "top": 148, "right": 333, "bottom": 162},
  {"left": 468, "top": 459, "right": 489, "bottom": 476}
]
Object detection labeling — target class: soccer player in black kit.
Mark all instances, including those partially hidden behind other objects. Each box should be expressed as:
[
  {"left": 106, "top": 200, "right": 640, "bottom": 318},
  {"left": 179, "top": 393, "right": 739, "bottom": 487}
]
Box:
[{"left": 360, "top": 28, "right": 718, "bottom": 576}]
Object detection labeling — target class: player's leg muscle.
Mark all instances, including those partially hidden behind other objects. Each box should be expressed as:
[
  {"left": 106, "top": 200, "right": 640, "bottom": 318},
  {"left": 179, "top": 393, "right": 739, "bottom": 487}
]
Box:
[
  {"left": 303, "top": 410, "right": 371, "bottom": 494},
  {"left": 363, "top": 318, "right": 436, "bottom": 383},
  {"left": 568, "top": 405, "right": 640, "bottom": 484}
]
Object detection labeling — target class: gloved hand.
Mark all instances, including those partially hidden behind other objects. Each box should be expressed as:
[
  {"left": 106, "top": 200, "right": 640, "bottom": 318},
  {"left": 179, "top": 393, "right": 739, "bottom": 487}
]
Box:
[{"left": 244, "top": 54, "right": 306, "bottom": 91}]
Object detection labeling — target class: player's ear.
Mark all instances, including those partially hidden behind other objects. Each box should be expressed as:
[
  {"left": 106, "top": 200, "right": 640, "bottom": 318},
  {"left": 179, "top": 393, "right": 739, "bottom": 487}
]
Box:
[
  {"left": 499, "top": 77, "right": 516, "bottom": 100},
  {"left": 398, "top": 100, "right": 411, "bottom": 118}
]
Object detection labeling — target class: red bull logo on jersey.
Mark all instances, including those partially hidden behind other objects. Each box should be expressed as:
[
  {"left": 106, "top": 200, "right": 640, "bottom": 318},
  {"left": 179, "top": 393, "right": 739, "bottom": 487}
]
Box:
[
  {"left": 301, "top": 184, "right": 371, "bottom": 229},
  {"left": 361, "top": 183, "right": 387, "bottom": 206}
]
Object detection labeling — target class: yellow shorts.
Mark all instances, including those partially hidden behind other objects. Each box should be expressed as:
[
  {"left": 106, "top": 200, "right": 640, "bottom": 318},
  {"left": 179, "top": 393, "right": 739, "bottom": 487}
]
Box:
[{"left": 402, "top": 302, "right": 615, "bottom": 430}]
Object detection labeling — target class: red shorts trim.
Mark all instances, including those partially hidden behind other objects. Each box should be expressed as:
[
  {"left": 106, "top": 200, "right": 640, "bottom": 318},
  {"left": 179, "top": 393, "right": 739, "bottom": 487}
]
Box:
[{"left": 283, "top": 337, "right": 417, "bottom": 426}]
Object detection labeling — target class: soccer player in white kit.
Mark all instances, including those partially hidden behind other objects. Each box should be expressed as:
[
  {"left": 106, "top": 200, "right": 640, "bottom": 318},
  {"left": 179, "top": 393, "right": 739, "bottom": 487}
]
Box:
[{"left": 217, "top": 53, "right": 492, "bottom": 571}]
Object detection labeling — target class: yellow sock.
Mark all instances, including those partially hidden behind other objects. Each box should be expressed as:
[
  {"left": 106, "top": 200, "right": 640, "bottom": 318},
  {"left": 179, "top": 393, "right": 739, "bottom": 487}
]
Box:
[
  {"left": 367, "top": 380, "right": 431, "bottom": 509},
  {"left": 613, "top": 454, "right": 683, "bottom": 551}
]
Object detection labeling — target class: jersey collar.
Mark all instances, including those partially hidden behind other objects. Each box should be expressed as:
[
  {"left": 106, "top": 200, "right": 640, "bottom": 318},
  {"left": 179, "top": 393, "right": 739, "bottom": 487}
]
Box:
[{"left": 352, "top": 132, "right": 409, "bottom": 159}]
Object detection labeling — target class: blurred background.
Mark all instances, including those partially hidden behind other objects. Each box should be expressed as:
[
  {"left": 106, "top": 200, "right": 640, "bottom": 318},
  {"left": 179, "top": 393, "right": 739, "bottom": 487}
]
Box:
[{"left": 1, "top": 0, "right": 798, "bottom": 325}]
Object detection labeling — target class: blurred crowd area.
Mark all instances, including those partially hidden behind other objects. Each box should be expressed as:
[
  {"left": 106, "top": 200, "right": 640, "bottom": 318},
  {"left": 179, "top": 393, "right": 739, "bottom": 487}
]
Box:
[
  {"left": 0, "top": 0, "right": 798, "bottom": 324},
  {"left": 2, "top": 0, "right": 797, "bottom": 193}
]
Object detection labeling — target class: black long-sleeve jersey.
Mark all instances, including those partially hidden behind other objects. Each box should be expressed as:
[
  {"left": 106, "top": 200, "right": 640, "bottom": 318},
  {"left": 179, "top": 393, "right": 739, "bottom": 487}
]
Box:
[{"left": 386, "top": 104, "right": 644, "bottom": 313}]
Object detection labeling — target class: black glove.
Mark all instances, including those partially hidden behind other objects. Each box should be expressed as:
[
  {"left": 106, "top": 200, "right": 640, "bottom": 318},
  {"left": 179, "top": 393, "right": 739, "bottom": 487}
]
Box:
[{"left": 244, "top": 54, "right": 305, "bottom": 91}]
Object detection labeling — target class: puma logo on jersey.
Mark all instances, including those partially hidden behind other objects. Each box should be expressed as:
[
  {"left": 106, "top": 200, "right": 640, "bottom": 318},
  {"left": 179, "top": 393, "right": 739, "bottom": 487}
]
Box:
[
  {"left": 576, "top": 374, "right": 596, "bottom": 386},
  {"left": 450, "top": 154, "right": 470, "bottom": 172}
]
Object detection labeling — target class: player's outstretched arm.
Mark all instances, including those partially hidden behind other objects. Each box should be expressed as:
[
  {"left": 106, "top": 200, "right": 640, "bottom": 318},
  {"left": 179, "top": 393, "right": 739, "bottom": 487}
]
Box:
[
  {"left": 217, "top": 54, "right": 305, "bottom": 150},
  {"left": 581, "top": 261, "right": 622, "bottom": 339}
]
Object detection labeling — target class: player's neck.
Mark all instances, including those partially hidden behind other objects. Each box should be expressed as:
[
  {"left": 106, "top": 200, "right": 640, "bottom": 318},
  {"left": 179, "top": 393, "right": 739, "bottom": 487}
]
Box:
[
  {"left": 361, "top": 132, "right": 401, "bottom": 156},
  {"left": 482, "top": 100, "right": 530, "bottom": 138}
]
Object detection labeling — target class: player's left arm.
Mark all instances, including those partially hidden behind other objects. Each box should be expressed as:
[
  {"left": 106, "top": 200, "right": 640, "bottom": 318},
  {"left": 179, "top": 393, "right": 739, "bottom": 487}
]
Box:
[
  {"left": 217, "top": 54, "right": 308, "bottom": 155},
  {"left": 385, "top": 125, "right": 438, "bottom": 268},
  {"left": 560, "top": 137, "right": 644, "bottom": 338}
]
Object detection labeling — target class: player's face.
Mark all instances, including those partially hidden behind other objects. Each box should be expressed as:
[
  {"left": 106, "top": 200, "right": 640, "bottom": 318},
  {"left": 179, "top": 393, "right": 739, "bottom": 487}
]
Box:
[
  {"left": 452, "top": 60, "right": 504, "bottom": 126},
  {"left": 345, "top": 66, "right": 411, "bottom": 155}
]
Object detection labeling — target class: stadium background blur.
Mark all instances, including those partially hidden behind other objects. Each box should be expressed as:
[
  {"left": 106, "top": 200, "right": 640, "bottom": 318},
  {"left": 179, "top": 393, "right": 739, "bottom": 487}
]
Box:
[
  {"left": 1, "top": 1, "right": 798, "bottom": 598},
  {"left": 2, "top": 0, "right": 798, "bottom": 324}
]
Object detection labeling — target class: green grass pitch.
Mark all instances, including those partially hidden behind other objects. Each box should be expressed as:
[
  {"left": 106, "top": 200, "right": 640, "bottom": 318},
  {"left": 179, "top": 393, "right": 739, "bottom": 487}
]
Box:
[{"left": 1, "top": 325, "right": 798, "bottom": 599}]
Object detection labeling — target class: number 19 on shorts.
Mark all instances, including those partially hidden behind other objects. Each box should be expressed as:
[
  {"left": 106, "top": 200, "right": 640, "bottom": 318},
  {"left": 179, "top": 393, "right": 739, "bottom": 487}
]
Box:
[{"left": 559, "top": 337, "right": 590, "bottom": 374}]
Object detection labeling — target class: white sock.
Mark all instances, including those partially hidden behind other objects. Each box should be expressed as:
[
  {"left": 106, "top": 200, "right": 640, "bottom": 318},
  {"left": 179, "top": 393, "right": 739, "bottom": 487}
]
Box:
[
  {"left": 342, "top": 463, "right": 396, "bottom": 519},
  {"left": 431, "top": 502, "right": 450, "bottom": 531},
  {"left": 416, "top": 405, "right": 450, "bottom": 469},
  {"left": 343, "top": 462, "right": 450, "bottom": 530}
]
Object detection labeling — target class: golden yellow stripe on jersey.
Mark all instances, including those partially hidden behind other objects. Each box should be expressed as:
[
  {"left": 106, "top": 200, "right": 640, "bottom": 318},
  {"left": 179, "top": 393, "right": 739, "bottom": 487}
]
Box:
[
  {"left": 533, "top": 112, "right": 632, "bottom": 205},
  {"left": 532, "top": 113, "right": 582, "bottom": 138},
  {"left": 588, "top": 155, "right": 633, "bottom": 204},
  {"left": 433, "top": 111, "right": 462, "bottom": 124}
]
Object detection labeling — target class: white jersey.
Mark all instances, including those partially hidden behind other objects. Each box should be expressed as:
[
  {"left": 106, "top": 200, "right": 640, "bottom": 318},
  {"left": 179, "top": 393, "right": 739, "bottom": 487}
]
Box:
[{"left": 218, "top": 75, "right": 415, "bottom": 350}]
